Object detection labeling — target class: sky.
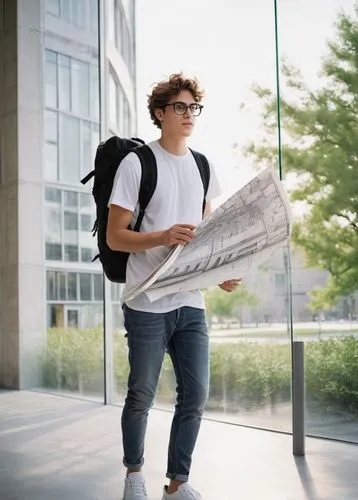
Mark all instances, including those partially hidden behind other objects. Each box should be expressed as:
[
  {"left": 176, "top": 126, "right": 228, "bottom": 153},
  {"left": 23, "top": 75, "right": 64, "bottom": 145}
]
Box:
[{"left": 135, "top": 0, "right": 355, "bottom": 208}]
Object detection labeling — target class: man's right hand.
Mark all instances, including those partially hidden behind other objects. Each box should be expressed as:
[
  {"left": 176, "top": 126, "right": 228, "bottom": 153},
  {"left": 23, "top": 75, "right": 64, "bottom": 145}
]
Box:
[{"left": 161, "top": 224, "right": 196, "bottom": 246}]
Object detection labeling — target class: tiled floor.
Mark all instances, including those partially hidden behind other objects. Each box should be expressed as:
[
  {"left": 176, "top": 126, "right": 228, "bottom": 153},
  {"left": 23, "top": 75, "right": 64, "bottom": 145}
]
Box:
[{"left": 0, "top": 390, "right": 357, "bottom": 499}]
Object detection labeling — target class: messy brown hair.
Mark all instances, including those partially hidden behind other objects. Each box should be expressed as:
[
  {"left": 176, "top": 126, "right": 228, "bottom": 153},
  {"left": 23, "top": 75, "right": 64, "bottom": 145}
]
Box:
[{"left": 147, "top": 72, "right": 205, "bottom": 129}]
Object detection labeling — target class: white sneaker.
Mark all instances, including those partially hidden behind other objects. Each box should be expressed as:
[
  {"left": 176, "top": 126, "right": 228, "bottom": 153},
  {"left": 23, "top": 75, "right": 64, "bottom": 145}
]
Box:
[
  {"left": 161, "top": 483, "right": 202, "bottom": 499},
  {"left": 123, "top": 472, "right": 149, "bottom": 499}
]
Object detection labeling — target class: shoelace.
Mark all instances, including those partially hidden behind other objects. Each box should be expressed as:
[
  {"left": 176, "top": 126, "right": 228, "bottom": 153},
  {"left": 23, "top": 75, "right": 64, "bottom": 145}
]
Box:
[
  {"left": 180, "top": 483, "right": 201, "bottom": 499},
  {"left": 128, "top": 477, "right": 148, "bottom": 497}
]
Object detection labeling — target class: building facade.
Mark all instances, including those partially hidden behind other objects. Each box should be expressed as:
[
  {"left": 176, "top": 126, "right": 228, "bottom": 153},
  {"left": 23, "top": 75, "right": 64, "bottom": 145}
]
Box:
[{"left": 0, "top": 0, "right": 136, "bottom": 388}]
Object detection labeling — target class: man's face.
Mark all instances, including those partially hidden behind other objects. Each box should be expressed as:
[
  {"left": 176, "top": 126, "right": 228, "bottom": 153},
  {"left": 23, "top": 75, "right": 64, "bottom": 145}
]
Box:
[{"left": 156, "top": 90, "right": 203, "bottom": 138}]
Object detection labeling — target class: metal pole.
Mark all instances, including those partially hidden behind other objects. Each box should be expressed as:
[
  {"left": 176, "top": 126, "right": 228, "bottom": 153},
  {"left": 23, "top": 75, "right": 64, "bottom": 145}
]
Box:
[{"left": 292, "top": 341, "right": 305, "bottom": 455}]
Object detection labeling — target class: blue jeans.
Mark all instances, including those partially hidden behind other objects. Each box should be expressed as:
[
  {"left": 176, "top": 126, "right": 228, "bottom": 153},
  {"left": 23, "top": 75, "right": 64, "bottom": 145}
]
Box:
[{"left": 122, "top": 304, "right": 209, "bottom": 482}]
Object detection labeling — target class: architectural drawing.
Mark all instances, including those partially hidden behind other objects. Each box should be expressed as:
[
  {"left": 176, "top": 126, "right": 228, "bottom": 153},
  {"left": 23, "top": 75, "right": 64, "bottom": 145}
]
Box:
[{"left": 123, "top": 167, "right": 292, "bottom": 302}]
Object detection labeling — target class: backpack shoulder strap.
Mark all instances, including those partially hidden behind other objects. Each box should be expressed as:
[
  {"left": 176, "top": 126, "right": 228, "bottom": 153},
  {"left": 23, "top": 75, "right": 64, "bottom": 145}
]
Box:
[
  {"left": 189, "top": 149, "right": 210, "bottom": 214},
  {"left": 132, "top": 145, "right": 158, "bottom": 232}
]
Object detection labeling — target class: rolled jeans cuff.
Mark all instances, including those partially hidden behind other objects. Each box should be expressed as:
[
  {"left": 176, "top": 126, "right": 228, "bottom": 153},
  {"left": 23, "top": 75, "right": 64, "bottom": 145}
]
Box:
[
  {"left": 166, "top": 472, "right": 189, "bottom": 482},
  {"left": 123, "top": 458, "right": 144, "bottom": 469}
]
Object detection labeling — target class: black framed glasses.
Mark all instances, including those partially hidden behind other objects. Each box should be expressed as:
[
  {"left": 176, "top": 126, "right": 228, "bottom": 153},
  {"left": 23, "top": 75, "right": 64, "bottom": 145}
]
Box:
[{"left": 162, "top": 101, "right": 204, "bottom": 116}]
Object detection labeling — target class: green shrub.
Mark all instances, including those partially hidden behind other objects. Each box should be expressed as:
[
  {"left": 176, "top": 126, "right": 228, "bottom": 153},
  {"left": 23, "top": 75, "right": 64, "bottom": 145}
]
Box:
[{"left": 42, "top": 328, "right": 358, "bottom": 415}]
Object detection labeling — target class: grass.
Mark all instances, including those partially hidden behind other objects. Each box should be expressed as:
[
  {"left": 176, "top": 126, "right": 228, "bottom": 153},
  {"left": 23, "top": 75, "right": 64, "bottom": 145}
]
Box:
[{"left": 210, "top": 327, "right": 358, "bottom": 338}]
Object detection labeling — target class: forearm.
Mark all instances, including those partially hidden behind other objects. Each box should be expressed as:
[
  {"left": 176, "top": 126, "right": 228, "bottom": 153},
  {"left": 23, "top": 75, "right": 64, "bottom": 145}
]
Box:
[{"left": 107, "top": 228, "right": 164, "bottom": 253}]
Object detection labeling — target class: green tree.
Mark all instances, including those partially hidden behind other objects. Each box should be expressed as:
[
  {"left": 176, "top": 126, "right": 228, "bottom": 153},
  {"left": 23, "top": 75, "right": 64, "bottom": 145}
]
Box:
[
  {"left": 205, "top": 284, "right": 259, "bottom": 327},
  {"left": 245, "top": 9, "right": 358, "bottom": 309}
]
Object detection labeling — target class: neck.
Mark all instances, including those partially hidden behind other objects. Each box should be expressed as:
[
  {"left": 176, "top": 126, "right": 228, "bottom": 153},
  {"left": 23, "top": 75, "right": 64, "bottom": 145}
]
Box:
[{"left": 158, "top": 133, "right": 188, "bottom": 156}]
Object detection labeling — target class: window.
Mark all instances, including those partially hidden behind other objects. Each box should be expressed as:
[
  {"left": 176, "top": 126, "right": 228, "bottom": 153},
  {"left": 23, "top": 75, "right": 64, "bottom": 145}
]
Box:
[
  {"left": 47, "top": 271, "right": 57, "bottom": 300},
  {"left": 71, "top": 59, "right": 89, "bottom": 117},
  {"left": 67, "top": 273, "right": 78, "bottom": 300},
  {"left": 90, "top": 64, "right": 99, "bottom": 120},
  {"left": 45, "top": 189, "right": 96, "bottom": 264},
  {"left": 46, "top": 0, "right": 99, "bottom": 32},
  {"left": 64, "top": 190, "right": 78, "bottom": 208},
  {"left": 109, "top": 1, "right": 135, "bottom": 75},
  {"left": 81, "top": 213, "right": 92, "bottom": 232},
  {"left": 58, "top": 55, "right": 71, "bottom": 112},
  {"left": 46, "top": 271, "right": 103, "bottom": 303},
  {"left": 45, "top": 51, "right": 57, "bottom": 108},
  {"left": 82, "top": 121, "right": 92, "bottom": 179},
  {"left": 81, "top": 247, "right": 93, "bottom": 262},
  {"left": 45, "top": 195, "right": 62, "bottom": 261},
  {"left": 108, "top": 0, "right": 115, "bottom": 42},
  {"left": 64, "top": 244, "right": 79, "bottom": 261},
  {"left": 91, "top": 124, "right": 100, "bottom": 162},
  {"left": 60, "top": 115, "right": 80, "bottom": 184},
  {"left": 46, "top": 0, "right": 60, "bottom": 16},
  {"left": 64, "top": 211, "right": 78, "bottom": 230},
  {"left": 71, "top": 0, "right": 86, "bottom": 28},
  {"left": 108, "top": 72, "right": 132, "bottom": 134},
  {"left": 46, "top": 187, "right": 61, "bottom": 203},
  {"left": 80, "top": 273, "right": 92, "bottom": 300},
  {"left": 89, "top": 0, "right": 99, "bottom": 33},
  {"left": 62, "top": 0, "right": 71, "bottom": 22},
  {"left": 80, "top": 193, "right": 91, "bottom": 207},
  {"left": 93, "top": 274, "right": 103, "bottom": 301},
  {"left": 44, "top": 50, "right": 99, "bottom": 185},
  {"left": 58, "top": 272, "right": 67, "bottom": 300},
  {"left": 109, "top": 72, "right": 117, "bottom": 126},
  {"left": 44, "top": 110, "right": 58, "bottom": 181}
]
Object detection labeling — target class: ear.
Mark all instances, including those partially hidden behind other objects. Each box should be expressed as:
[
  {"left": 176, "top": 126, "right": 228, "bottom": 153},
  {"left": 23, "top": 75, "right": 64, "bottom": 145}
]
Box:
[{"left": 154, "top": 107, "right": 164, "bottom": 122}]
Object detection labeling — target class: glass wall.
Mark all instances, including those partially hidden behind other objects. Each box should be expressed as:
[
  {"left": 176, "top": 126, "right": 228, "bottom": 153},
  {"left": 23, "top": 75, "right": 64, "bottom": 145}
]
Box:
[
  {"left": 276, "top": 0, "right": 358, "bottom": 443},
  {"left": 33, "top": 0, "right": 358, "bottom": 446},
  {"left": 41, "top": 0, "right": 104, "bottom": 399}
]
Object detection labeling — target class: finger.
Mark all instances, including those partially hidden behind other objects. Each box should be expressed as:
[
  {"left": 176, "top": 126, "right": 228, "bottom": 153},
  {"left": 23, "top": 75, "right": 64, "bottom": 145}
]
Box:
[
  {"left": 173, "top": 236, "right": 193, "bottom": 245},
  {"left": 177, "top": 224, "right": 197, "bottom": 230},
  {"left": 175, "top": 229, "right": 195, "bottom": 240}
]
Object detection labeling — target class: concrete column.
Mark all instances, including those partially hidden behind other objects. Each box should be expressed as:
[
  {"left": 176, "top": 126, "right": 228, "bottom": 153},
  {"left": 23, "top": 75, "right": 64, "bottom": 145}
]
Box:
[{"left": 0, "top": 0, "right": 45, "bottom": 389}]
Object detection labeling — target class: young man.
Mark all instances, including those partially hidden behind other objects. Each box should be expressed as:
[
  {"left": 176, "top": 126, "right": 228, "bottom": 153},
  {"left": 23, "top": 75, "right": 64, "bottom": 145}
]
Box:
[{"left": 107, "top": 73, "right": 240, "bottom": 500}]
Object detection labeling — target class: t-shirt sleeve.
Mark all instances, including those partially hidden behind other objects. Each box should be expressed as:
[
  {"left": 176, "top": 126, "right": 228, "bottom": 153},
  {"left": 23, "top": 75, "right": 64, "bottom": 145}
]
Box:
[
  {"left": 108, "top": 152, "right": 141, "bottom": 211},
  {"left": 206, "top": 160, "right": 222, "bottom": 202}
]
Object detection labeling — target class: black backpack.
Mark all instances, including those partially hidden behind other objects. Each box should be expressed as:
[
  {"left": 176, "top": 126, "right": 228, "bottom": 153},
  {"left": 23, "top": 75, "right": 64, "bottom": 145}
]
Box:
[{"left": 81, "top": 135, "right": 210, "bottom": 283}]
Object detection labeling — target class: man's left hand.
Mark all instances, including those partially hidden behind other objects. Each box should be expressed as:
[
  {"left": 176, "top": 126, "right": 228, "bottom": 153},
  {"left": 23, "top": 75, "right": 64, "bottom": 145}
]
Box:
[{"left": 218, "top": 279, "right": 242, "bottom": 293}]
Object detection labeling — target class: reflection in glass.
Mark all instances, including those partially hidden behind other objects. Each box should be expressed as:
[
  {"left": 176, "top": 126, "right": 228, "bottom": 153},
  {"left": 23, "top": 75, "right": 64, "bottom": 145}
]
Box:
[
  {"left": 108, "top": 0, "right": 115, "bottom": 42},
  {"left": 93, "top": 274, "right": 103, "bottom": 301},
  {"left": 42, "top": 0, "right": 103, "bottom": 401},
  {"left": 60, "top": 115, "right": 80, "bottom": 184},
  {"left": 45, "top": 50, "right": 57, "bottom": 108},
  {"left": 64, "top": 190, "right": 78, "bottom": 208},
  {"left": 62, "top": 0, "right": 71, "bottom": 22},
  {"left": 46, "top": 0, "right": 60, "bottom": 16},
  {"left": 71, "top": 0, "right": 86, "bottom": 28},
  {"left": 71, "top": 59, "right": 90, "bottom": 117},
  {"left": 44, "top": 143, "right": 58, "bottom": 181},
  {"left": 89, "top": 0, "right": 99, "bottom": 33},
  {"left": 58, "top": 55, "right": 71, "bottom": 113},
  {"left": 68, "top": 272, "right": 78, "bottom": 300},
  {"left": 47, "top": 271, "right": 57, "bottom": 300},
  {"left": 109, "top": 72, "right": 117, "bottom": 126},
  {"left": 82, "top": 121, "right": 92, "bottom": 179},
  {"left": 275, "top": 1, "right": 358, "bottom": 443},
  {"left": 90, "top": 64, "right": 100, "bottom": 120},
  {"left": 80, "top": 273, "right": 92, "bottom": 301}
]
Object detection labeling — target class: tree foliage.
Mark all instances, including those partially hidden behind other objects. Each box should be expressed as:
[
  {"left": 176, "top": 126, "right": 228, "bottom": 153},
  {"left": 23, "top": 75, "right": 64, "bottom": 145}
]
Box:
[
  {"left": 245, "top": 9, "right": 358, "bottom": 308},
  {"left": 204, "top": 284, "right": 259, "bottom": 324}
]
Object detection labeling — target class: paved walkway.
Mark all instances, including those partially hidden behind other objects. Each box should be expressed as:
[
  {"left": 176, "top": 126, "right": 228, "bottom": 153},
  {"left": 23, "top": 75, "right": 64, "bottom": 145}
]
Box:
[{"left": 0, "top": 390, "right": 357, "bottom": 499}]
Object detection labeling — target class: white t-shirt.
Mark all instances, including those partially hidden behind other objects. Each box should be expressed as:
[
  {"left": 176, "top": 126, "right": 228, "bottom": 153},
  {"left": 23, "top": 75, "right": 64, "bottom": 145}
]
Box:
[{"left": 109, "top": 140, "right": 221, "bottom": 313}]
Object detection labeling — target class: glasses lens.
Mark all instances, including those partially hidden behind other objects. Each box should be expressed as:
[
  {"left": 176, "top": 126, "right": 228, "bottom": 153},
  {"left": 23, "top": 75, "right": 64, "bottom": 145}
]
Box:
[
  {"left": 174, "top": 102, "right": 187, "bottom": 115},
  {"left": 190, "top": 104, "right": 202, "bottom": 116}
]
